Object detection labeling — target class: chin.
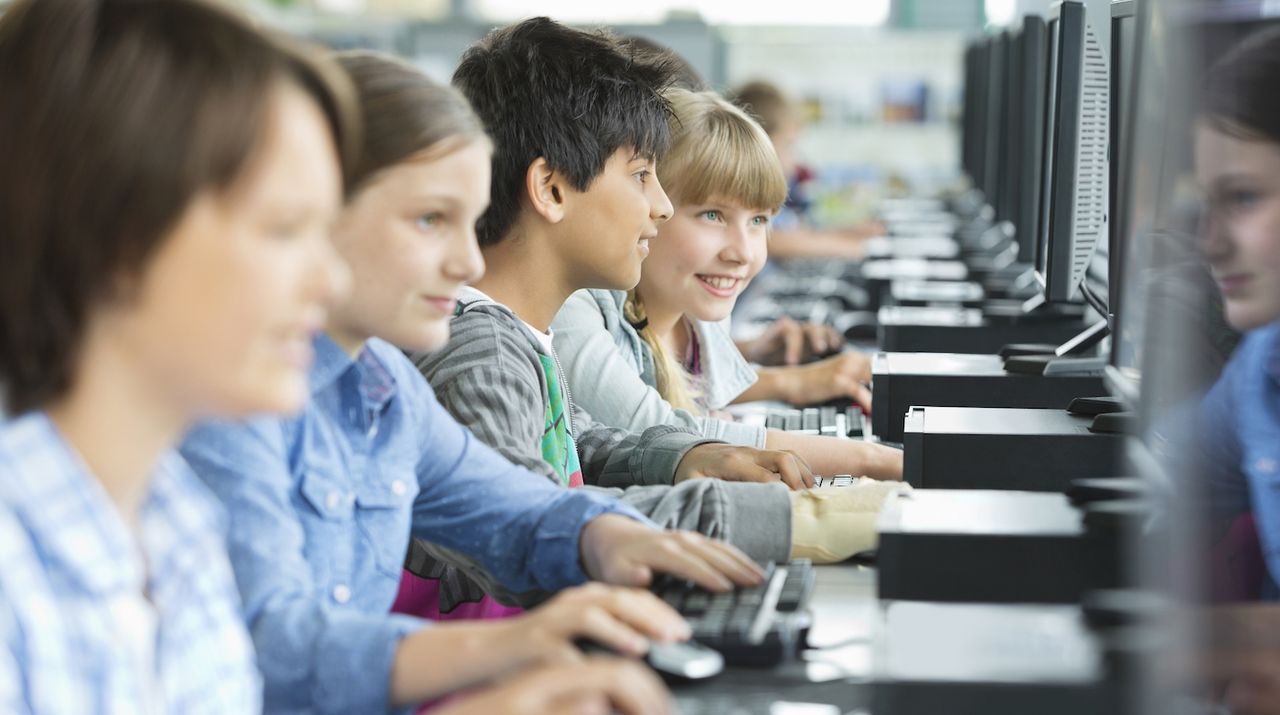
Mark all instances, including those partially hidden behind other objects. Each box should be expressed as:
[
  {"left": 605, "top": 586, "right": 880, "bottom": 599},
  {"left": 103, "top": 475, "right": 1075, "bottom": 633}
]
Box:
[
  {"left": 220, "top": 377, "right": 309, "bottom": 418},
  {"left": 412, "top": 324, "right": 452, "bottom": 353},
  {"left": 1227, "top": 303, "right": 1280, "bottom": 332}
]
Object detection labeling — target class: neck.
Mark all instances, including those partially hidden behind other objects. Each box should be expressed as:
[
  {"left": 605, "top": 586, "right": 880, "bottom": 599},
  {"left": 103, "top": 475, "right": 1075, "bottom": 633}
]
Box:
[
  {"left": 636, "top": 286, "right": 687, "bottom": 356},
  {"left": 45, "top": 330, "right": 188, "bottom": 524},
  {"left": 473, "top": 226, "right": 579, "bottom": 332},
  {"left": 324, "top": 322, "right": 368, "bottom": 358}
]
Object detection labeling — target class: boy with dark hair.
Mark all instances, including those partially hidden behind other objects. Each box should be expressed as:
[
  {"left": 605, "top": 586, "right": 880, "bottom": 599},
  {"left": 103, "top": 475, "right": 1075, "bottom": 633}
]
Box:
[{"left": 411, "top": 19, "right": 809, "bottom": 603}]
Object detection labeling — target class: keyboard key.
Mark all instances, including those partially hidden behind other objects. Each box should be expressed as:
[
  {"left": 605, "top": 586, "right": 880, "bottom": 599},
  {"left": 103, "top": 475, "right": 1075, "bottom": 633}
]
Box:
[{"left": 801, "top": 408, "right": 820, "bottom": 434}]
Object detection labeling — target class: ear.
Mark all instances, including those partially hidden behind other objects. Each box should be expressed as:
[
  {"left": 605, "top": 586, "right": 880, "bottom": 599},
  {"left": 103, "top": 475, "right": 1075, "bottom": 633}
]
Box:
[{"left": 524, "top": 157, "right": 567, "bottom": 224}]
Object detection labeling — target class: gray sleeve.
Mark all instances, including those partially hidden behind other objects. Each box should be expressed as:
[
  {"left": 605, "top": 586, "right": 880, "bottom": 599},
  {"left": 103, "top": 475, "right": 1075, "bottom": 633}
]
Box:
[
  {"left": 554, "top": 291, "right": 767, "bottom": 448},
  {"left": 435, "top": 364, "right": 565, "bottom": 486},
  {"left": 580, "top": 480, "right": 792, "bottom": 563},
  {"left": 571, "top": 400, "right": 721, "bottom": 489}
]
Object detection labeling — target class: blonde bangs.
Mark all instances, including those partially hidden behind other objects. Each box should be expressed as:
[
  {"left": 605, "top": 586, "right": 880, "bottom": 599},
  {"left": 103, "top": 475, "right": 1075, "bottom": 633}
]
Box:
[{"left": 660, "top": 90, "right": 788, "bottom": 213}]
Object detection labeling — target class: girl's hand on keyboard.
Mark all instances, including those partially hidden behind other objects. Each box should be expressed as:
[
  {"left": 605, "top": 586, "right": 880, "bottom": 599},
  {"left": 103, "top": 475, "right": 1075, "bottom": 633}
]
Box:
[
  {"left": 675, "top": 443, "right": 816, "bottom": 490},
  {"left": 580, "top": 514, "right": 766, "bottom": 593},
  {"left": 766, "top": 351, "right": 873, "bottom": 411},
  {"left": 738, "top": 316, "right": 844, "bottom": 366},
  {"left": 433, "top": 656, "right": 673, "bottom": 715}
]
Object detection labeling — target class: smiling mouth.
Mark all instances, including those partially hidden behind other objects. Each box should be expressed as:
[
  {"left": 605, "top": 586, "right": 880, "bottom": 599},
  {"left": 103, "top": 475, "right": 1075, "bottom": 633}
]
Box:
[{"left": 697, "top": 275, "right": 743, "bottom": 292}]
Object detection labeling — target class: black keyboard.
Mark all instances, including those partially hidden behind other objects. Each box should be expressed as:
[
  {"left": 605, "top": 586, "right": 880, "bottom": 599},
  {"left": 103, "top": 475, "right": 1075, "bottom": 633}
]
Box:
[
  {"left": 813, "top": 474, "right": 857, "bottom": 488},
  {"left": 652, "top": 559, "right": 815, "bottom": 668},
  {"left": 764, "top": 406, "right": 866, "bottom": 440}
]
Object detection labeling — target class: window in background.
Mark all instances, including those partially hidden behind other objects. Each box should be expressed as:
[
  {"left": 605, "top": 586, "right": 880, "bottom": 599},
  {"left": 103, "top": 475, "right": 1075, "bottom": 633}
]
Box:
[{"left": 469, "top": 0, "right": 890, "bottom": 26}]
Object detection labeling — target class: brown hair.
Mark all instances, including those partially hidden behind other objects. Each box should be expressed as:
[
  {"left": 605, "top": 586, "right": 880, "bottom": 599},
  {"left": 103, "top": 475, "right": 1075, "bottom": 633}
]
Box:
[
  {"left": 727, "top": 79, "right": 799, "bottom": 137},
  {"left": 1204, "top": 26, "right": 1280, "bottom": 144},
  {"left": 335, "top": 51, "right": 490, "bottom": 193},
  {"left": 0, "top": 0, "right": 358, "bottom": 415}
]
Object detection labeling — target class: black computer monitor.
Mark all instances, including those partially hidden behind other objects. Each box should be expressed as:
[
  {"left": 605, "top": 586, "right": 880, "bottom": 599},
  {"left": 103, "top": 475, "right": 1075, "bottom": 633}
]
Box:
[
  {"left": 1107, "top": 0, "right": 1160, "bottom": 409},
  {"left": 964, "top": 39, "right": 992, "bottom": 192},
  {"left": 1013, "top": 15, "right": 1048, "bottom": 264},
  {"left": 981, "top": 33, "right": 1010, "bottom": 203},
  {"left": 961, "top": 43, "right": 980, "bottom": 181},
  {"left": 1108, "top": 0, "right": 1137, "bottom": 310},
  {"left": 995, "top": 30, "right": 1020, "bottom": 224},
  {"left": 1035, "top": 0, "right": 1111, "bottom": 305}
]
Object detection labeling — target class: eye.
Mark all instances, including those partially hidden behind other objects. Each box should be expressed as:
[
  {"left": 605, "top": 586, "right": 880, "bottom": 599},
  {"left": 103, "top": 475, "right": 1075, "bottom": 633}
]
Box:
[
  {"left": 750, "top": 214, "right": 771, "bottom": 227},
  {"left": 415, "top": 213, "right": 442, "bottom": 232},
  {"left": 633, "top": 169, "right": 651, "bottom": 185},
  {"left": 1228, "top": 190, "right": 1261, "bottom": 209},
  {"left": 700, "top": 210, "right": 723, "bottom": 222}
]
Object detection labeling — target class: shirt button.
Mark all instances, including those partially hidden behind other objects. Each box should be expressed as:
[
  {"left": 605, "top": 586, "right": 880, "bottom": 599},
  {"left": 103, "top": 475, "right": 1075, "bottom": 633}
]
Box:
[
  {"left": 332, "top": 584, "right": 352, "bottom": 604},
  {"left": 325, "top": 490, "right": 341, "bottom": 511},
  {"left": 391, "top": 480, "right": 407, "bottom": 497}
]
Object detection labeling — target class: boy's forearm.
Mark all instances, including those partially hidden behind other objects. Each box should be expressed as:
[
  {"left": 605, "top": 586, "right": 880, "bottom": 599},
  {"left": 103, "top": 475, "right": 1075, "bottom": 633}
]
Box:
[{"left": 764, "top": 429, "right": 903, "bottom": 480}]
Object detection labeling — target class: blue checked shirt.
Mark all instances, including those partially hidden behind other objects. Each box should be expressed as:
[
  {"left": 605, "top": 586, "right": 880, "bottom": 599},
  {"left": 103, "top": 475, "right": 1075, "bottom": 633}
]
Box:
[
  {"left": 0, "top": 412, "right": 261, "bottom": 715},
  {"left": 1196, "top": 321, "right": 1280, "bottom": 592},
  {"left": 180, "top": 334, "right": 649, "bottom": 715}
]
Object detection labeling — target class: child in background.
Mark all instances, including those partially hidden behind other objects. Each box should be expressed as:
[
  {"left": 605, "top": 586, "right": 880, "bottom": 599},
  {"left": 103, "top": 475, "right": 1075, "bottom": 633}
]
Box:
[
  {"left": 180, "top": 51, "right": 758, "bottom": 715},
  {"left": 0, "top": 0, "right": 354, "bottom": 710}
]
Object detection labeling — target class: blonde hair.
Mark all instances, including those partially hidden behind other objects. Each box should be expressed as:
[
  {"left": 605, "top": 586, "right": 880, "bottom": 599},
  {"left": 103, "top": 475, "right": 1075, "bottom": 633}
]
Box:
[{"left": 626, "top": 89, "right": 787, "bottom": 413}]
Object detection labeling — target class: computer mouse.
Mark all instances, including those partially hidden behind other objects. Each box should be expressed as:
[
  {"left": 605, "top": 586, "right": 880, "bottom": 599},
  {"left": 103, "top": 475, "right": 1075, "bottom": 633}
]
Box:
[
  {"left": 644, "top": 640, "right": 725, "bottom": 681},
  {"left": 576, "top": 638, "right": 725, "bottom": 681},
  {"left": 838, "top": 315, "right": 878, "bottom": 342}
]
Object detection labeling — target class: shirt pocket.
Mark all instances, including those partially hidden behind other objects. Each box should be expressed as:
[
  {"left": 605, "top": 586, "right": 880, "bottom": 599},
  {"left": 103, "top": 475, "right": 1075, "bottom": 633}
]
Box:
[{"left": 354, "top": 464, "right": 416, "bottom": 579}]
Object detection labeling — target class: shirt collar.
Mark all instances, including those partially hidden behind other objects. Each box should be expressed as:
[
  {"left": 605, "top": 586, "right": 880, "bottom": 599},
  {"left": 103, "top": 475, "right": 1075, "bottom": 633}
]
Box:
[
  {"left": 1267, "top": 322, "right": 1280, "bottom": 384},
  {"left": 310, "top": 333, "right": 357, "bottom": 395},
  {"left": 1, "top": 413, "right": 146, "bottom": 596},
  {"left": 309, "top": 333, "right": 399, "bottom": 413}
]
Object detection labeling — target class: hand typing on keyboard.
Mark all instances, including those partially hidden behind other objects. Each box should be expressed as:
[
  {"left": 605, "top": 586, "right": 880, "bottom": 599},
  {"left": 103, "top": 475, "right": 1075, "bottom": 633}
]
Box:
[
  {"left": 651, "top": 560, "right": 817, "bottom": 668},
  {"left": 579, "top": 514, "right": 767, "bottom": 593}
]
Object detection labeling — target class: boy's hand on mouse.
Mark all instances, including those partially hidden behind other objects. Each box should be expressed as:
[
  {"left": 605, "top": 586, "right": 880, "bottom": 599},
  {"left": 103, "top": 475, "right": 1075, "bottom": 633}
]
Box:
[
  {"left": 580, "top": 514, "right": 765, "bottom": 593},
  {"left": 433, "top": 656, "right": 674, "bottom": 715},
  {"left": 506, "top": 583, "right": 688, "bottom": 667},
  {"left": 675, "top": 443, "right": 815, "bottom": 490},
  {"left": 739, "top": 316, "right": 844, "bottom": 366},
  {"left": 768, "top": 351, "right": 873, "bottom": 410}
]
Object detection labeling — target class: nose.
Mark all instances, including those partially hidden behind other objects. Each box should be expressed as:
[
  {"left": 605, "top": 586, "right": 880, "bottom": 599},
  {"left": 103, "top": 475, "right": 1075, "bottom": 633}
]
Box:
[
  {"left": 720, "top": 221, "right": 753, "bottom": 265},
  {"left": 648, "top": 172, "right": 674, "bottom": 225},
  {"left": 1199, "top": 205, "right": 1233, "bottom": 265},
  {"left": 443, "top": 223, "right": 486, "bottom": 284}
]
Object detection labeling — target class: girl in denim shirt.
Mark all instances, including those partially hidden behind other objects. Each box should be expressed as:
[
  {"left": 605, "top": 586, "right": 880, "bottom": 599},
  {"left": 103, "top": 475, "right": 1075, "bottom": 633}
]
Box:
[{"left": 181, "top": 52, "right": 763, "bottom": 715}]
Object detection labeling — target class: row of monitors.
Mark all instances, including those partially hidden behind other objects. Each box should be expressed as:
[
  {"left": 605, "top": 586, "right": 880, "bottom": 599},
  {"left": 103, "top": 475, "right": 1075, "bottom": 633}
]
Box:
[{"left": 959, "top": 0, "right": 1131, "bottom": 309}]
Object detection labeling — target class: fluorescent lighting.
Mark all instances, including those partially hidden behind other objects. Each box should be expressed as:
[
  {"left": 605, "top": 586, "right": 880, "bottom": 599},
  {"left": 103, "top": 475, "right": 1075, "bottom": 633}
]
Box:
[{"left": 984, "top": 0, "right": 1017, "bottom": 26}]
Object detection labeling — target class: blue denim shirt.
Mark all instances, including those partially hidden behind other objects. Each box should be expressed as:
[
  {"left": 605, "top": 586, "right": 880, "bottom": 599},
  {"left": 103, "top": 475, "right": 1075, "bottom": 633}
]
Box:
[
  {"left": 1198, "top": 321, "right": 1280, "bottom": 592},
  {"left": 181, "top": 334, "right": 647, "bottom": 715},
  {"left": 0, "top": 412, "right": 260, "bottom": 714}
]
